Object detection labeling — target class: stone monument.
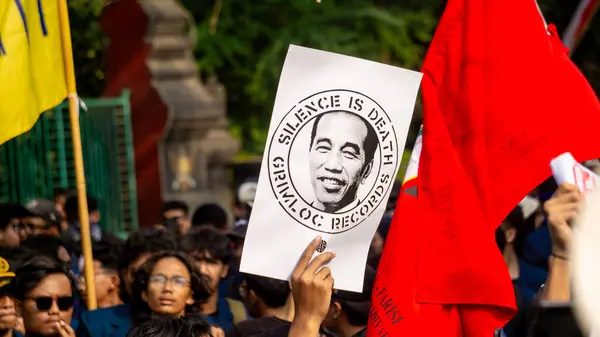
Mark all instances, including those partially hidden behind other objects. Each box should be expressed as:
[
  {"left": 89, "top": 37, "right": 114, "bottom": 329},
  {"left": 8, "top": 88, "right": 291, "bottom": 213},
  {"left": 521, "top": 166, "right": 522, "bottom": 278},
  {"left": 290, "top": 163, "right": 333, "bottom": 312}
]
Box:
[{"left": 101, "top": 0, "right": 239, "bottom": 227}]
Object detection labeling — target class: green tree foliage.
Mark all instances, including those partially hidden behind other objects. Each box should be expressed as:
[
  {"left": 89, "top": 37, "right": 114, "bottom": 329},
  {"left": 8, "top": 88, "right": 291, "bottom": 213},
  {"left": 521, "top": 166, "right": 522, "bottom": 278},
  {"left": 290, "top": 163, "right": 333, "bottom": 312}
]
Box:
[
  {"left": 68, "top": 0, "right": 105, "bottom": 97},
  {"left": 66, "top": 0, "right": 600, "bottom": 158},
  {"left": 181, "top": 0, "right": 439, "bottom": 156}
]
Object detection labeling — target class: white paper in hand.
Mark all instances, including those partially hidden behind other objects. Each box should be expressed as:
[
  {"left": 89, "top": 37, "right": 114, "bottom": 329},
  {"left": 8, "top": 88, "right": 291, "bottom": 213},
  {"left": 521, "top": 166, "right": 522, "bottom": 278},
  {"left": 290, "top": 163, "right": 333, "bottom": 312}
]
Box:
[
  {"left": 240, "top": 45, "right": 422, "bottom": 292},
  {"left": 550, "top": 152, "right": 600, "bottom": 197}
]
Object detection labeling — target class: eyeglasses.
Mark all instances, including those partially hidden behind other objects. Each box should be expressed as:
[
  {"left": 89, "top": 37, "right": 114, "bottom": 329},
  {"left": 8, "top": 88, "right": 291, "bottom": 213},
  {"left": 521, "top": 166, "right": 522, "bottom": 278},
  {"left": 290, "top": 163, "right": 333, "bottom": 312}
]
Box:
[
  {"left": 148, "top": 274, "right": 190, "bottom": 288},
  {"left": 26, "top": 296, "right": 74, "bottom": 311}
]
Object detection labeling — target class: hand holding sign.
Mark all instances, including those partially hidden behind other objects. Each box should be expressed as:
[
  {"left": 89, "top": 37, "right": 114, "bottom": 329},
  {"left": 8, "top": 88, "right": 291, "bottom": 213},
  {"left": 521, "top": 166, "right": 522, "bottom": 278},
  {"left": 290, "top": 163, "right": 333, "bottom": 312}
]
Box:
[
  {"left": 289, "top": 237, "right": 335, "bottom": 337},
  {"left": 544, "top": 183, "right": 583, "bottom": 259},
  {"left": 551, "top": 152, "right": 600, "bottom": 197},
  {"left": 240, "top": 45, "right": 422, "bottom": 292}
]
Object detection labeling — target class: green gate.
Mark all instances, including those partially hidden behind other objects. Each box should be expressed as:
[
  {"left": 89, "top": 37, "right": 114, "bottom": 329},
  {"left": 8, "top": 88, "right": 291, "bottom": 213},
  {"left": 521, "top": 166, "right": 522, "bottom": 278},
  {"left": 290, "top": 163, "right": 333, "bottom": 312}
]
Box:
[{"left": 0, "top": 90, "right": 138, "bottom": 236}]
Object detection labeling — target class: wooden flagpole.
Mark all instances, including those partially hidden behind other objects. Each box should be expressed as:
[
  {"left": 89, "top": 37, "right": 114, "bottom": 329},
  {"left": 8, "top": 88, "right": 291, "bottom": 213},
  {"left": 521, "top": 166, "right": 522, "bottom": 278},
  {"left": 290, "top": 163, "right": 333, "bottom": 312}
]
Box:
[{"left": 56, "top": 0, "right": 98, "bottom": 310}]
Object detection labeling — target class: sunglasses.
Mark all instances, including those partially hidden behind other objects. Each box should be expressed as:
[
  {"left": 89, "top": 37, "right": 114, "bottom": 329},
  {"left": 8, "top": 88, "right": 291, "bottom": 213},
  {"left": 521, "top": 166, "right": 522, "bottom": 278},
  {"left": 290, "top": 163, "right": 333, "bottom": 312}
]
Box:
[{"left": 27, "top": 296, "right": 73, "bottom": 311}]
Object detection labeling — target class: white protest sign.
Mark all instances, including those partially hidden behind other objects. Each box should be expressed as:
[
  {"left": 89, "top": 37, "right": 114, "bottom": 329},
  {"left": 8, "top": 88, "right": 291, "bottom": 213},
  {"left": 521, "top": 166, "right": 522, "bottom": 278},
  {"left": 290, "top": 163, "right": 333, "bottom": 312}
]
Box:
[
  {"left": 240, "top": 45, "right": 422, "bottom": 292},
  {"left": 550, "top": 152, "right": 600, "bottom": 197}
]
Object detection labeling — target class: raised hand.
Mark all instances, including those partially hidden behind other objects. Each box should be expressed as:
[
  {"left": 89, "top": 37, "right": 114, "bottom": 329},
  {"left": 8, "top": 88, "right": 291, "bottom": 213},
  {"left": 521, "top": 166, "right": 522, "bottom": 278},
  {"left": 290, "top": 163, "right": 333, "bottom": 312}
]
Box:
[
  {"left": 289, "top": 237, "right": 336, "bottom": 337},
  {"left": 544, "top": 183, "right": 583, "bottom": 259}
]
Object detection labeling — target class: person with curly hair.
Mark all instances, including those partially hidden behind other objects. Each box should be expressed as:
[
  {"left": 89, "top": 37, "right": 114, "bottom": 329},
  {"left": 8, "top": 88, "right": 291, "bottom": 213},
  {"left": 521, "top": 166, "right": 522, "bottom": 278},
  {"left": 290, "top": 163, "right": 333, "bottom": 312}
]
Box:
[
  {"left": 130, "top": 251, "right": 209, "bottom": 325},
  {"left": 76, "top": 229, "right": 178, "bottom": 337},
  {"left": 125, "top": 315, "right": 212, "bottom": 337}
]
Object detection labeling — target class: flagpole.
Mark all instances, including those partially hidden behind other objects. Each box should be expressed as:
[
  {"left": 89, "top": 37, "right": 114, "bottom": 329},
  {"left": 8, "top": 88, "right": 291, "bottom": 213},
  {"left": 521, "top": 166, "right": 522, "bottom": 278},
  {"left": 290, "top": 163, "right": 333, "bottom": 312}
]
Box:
[{"left": 57, "top": 0, "right": 98, "bottom": 310}]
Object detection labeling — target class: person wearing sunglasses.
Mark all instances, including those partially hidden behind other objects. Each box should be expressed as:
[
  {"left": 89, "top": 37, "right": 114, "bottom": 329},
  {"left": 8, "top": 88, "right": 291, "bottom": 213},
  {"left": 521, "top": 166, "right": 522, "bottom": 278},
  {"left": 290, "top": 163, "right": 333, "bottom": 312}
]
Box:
[{"left": 11, "top": 256, "right": 76, "bottom": 337}]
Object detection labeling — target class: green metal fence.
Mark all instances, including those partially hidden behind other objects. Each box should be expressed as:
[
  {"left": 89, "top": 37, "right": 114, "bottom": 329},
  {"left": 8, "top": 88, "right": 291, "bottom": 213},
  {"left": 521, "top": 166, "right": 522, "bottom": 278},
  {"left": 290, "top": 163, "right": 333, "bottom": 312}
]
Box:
[{"left": 0, "top": 90, "right": 138, "bottom": 236}]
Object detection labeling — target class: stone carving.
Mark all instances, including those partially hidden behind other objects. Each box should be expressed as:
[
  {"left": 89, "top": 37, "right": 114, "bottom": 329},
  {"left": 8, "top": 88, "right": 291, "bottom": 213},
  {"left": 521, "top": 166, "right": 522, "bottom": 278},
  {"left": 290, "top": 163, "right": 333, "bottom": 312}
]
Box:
[
  {"left": 142, "top": 0, "right": 239, "bottom": 217},
  {"left": 101, "top": 0, "right": 239, "bottom": 226}
]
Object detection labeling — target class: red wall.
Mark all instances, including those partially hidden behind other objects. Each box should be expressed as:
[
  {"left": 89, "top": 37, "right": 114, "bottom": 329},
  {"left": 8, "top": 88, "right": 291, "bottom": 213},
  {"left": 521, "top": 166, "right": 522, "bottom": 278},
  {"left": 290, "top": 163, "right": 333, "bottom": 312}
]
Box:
[{"left": 101, "top": 0, "right": 167, "bottom": 227}]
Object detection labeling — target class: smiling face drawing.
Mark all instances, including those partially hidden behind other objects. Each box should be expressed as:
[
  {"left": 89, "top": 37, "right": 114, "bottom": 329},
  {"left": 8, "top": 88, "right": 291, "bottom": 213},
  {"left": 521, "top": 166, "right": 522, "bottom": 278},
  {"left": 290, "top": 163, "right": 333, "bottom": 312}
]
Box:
[{"left": 309, "top": 111, "right": 376, "bottom": 213}]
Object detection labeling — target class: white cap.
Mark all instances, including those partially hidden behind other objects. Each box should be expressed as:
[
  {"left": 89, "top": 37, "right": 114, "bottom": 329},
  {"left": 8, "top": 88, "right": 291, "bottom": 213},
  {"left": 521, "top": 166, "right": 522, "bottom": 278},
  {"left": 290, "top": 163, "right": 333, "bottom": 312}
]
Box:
[{"left": 238, "top": 181, "right": 257, "bottom": 207}]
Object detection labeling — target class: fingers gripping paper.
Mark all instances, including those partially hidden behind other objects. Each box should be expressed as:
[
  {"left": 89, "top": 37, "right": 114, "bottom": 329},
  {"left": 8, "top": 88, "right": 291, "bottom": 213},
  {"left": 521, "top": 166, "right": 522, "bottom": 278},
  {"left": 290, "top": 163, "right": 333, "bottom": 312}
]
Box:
[
  {"left": 551, "top": 152, "right": 600, "bottom": 197},
  {"left": 240, "top": 45, "right": 422, "bottom": 292}
]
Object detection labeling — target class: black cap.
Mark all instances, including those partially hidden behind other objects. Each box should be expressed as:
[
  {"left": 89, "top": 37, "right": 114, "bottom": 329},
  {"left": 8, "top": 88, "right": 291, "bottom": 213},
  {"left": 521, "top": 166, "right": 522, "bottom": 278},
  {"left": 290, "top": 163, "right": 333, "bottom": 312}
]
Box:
[
  {"left": 333, "top": 265, "right": 376, "bottom": 303},
  {"left": 21, "top": 199, "right": 62, "bottom": 225}
]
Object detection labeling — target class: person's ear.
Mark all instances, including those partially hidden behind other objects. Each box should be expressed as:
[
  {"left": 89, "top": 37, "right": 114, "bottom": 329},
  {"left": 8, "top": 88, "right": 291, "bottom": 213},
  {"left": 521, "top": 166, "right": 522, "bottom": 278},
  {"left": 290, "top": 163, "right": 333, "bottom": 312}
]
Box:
[
  {"left": 505, "top": 227, "right": 517, "bottom": 244},
  {"left": 109, "top": 274, "right": 120, "bottom": 291},
  {"left": 185, "top": 292, "right": 195, "bottom": 306},
  {"left": 332, "top": 301, "right": 342, "bottom": 319},
  {"left": 141, "top": 291, "right": 148, "bottom": 303},
  {"left": 248, "top": 289, "right": 258, "bottom": 302},
  {"left": 220, "top": 264, "right": 229, "bottom": 279},
  {"left": 360, "top": 160, "right": 374, "bottom": 183}
]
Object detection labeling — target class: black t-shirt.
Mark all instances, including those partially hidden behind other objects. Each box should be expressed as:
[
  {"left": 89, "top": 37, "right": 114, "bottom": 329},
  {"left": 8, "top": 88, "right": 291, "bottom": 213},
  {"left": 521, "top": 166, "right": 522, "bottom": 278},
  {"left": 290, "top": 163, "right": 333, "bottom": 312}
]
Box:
[{"left": 226, "top": 316, "right": 290, "bottom": 337}]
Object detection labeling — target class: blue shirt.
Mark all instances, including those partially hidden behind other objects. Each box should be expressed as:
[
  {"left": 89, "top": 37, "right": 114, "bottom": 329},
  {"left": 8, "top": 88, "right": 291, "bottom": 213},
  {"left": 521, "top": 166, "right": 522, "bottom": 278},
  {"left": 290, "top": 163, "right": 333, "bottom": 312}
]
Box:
[{"left": 67, "top": 221, "right": 102, "bottom": 242}]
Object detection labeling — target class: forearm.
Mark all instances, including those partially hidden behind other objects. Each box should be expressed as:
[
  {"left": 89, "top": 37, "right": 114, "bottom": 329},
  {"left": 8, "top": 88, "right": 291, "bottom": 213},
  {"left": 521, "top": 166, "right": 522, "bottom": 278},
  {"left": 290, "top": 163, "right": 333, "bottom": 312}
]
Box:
[{"left": 543, "top": 256, "right": 571, "bottom": 301}]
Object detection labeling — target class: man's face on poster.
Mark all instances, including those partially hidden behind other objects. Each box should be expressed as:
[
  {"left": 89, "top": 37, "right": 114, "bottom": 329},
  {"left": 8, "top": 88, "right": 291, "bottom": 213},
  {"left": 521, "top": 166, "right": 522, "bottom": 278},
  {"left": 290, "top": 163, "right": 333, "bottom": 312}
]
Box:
[{"left": 309, "top": 112, "right": 373, "bottom": 212}]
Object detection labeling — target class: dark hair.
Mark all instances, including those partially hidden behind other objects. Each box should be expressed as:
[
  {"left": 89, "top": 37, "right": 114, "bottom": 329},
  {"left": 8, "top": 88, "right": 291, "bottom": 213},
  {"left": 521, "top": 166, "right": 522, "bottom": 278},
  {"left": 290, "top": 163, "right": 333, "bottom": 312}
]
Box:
[
  {"left": 64, "top": 194, "right": 99, "bottom": 221},
  {"left": 92, "top": 237, "right": 127, "bottom": 302},
  {"left": 310, "top": 111, "right": 378, "bottom": 167},
  {"left": 0, "top": 204, "right": 19, "bottom": 231},
  {"left": 120, "top": 228, "right": 178, "bottom": 271},
  {"left": 130, "top": 252, "right": 209, "bottom": 325},
  {"left": 53, "top": 188, "right": 71, "bottom": 199},
  {"left": 11, "top": 256, "right": 74, "bottom": 301},
  {"left": 191, "top": 204, "right": 227, "bottom": 229},
  {"left": 0, "top": 246, "right": 32, "bottom": 297},
  {"left": 503, "top": 206, "right": 524, "bottom": 230},
  {"left": 366, "top": 248, "right": 381, "bottom": 270},
  {"left": 2, "top": 246, "right": 34, "bottom": 268},
  {"left": 179, "top": 227, "right": 233, "bottom": 265},
  {"left": 20, "top": 235, "right": 71, "bottom": 260},
  {"left": 244, "top": 274, "right": 289, "bottom": 308},
  {"left": 333, "top": 265, "right": 376, "bottom": 326},
  {"left": 126, "top": 314, "right": 212, "bottom": 337},
  {"left": 161, "top": 201, "right": 190, "bottom": 218},
  {"left": 93, "top": 237, "right": 122, "bottom": 271},
  {"left": 496, "top": 227, "right": 507, "bottom": 252}
]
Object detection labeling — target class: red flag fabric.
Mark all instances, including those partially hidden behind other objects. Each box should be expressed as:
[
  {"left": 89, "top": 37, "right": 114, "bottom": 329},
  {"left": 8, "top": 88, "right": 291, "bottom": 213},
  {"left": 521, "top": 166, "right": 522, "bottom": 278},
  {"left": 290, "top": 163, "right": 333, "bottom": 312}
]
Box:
[{"left": 368, "top": 0, "right": 600, "bottom": 334}]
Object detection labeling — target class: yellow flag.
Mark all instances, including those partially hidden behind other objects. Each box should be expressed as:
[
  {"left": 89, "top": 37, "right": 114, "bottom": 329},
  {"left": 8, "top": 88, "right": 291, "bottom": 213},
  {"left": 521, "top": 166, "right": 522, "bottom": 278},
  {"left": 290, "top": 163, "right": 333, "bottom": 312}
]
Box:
[{"left": 0, "top": 0, "right": 67, "bottom": 145}]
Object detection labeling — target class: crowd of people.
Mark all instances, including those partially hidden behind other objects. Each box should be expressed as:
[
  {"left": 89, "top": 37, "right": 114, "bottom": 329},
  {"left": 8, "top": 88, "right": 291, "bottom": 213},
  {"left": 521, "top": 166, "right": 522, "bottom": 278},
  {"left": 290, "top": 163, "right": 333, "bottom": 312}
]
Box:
[{"left": 0, "top": 175, "right": 590, "bottom": 337}]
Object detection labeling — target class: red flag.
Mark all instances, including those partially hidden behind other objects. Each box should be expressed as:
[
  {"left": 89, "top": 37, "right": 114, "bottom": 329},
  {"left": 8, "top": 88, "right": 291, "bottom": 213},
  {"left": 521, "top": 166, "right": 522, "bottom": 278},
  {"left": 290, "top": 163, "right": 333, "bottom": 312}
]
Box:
[{"left": 368, "top": 0, "right": 600, "bottom": 334}]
